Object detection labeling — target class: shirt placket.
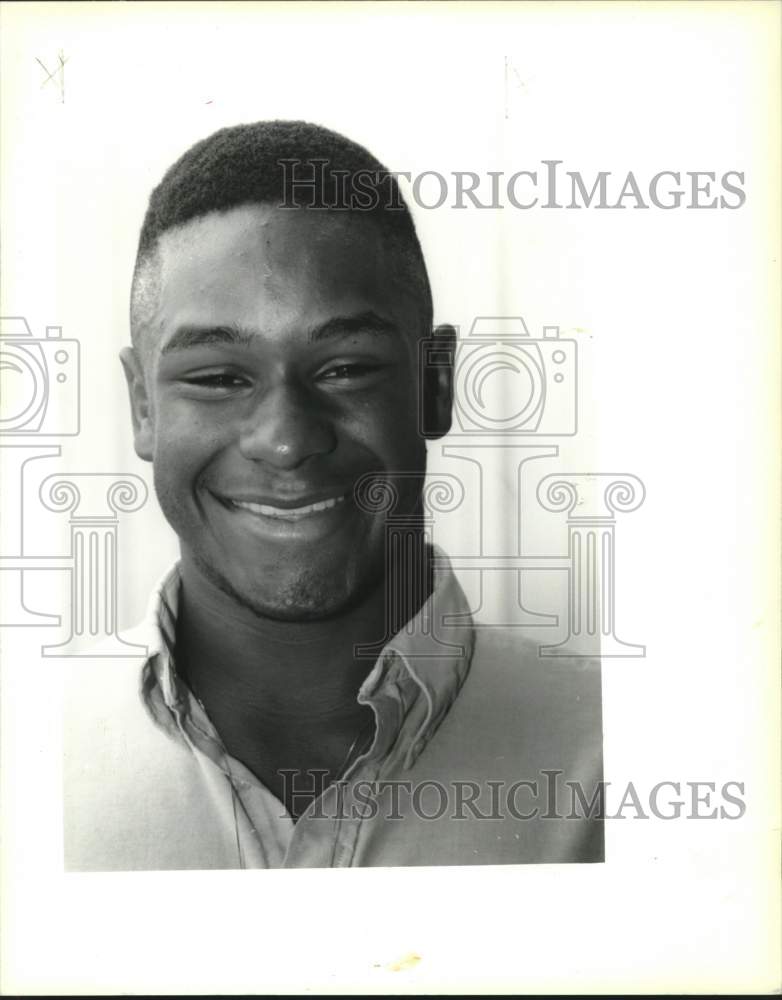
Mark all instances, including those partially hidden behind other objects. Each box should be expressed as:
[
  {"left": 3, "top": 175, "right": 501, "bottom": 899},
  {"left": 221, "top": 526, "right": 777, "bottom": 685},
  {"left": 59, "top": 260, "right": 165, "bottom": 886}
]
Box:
[{"left": 281, "top": 659, "right": 418, "bottom": 868}]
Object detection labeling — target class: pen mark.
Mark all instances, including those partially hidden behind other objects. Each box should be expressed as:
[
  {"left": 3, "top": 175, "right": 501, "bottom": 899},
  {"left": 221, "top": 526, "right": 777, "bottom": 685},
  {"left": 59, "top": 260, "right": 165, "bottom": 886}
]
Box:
[{"left": 36, "top": 50, "right": 68, "bottom": 103}]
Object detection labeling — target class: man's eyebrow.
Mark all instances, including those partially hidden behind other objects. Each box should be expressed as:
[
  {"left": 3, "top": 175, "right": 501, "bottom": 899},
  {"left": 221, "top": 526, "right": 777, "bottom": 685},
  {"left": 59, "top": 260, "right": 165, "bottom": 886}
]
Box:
[
  {"left": 307, "top": 311, "right": 399, "bottom": 342},
  {"left": 160, "top": 324, "right": 256, "bottom": 355},
  {"left": 159, "top": 312, "right": 399, "bottom": 355}
]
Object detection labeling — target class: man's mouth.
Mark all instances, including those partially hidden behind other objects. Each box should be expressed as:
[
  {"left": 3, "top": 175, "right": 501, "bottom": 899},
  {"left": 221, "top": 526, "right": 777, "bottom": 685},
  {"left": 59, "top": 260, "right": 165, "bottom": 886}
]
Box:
[{"left": 225, "top": 494, "right": 346, "bottom": 521}]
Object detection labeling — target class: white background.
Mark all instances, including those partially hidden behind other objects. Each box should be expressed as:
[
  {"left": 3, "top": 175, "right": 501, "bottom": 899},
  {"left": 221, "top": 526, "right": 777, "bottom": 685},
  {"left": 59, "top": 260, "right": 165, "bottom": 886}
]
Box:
[{"left": 1, "top": 1, "right": 779, "bottom": 994}]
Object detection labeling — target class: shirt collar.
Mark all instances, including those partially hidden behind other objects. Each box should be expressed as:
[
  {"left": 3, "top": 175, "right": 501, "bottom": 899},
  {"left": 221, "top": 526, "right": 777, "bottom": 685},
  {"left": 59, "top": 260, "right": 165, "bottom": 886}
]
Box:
[
  {"left": 137, "top": 544, "right": 475, "bottom": 770},
  {"left": 356, "top": 550, "right": 475, "bottom": 766}
]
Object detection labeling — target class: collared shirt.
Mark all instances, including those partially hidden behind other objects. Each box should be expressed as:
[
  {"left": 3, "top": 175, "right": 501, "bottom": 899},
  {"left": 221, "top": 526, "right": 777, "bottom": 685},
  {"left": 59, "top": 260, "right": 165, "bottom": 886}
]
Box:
[{"left": 64, "top": 548, "right": 604, "bottom": 870}]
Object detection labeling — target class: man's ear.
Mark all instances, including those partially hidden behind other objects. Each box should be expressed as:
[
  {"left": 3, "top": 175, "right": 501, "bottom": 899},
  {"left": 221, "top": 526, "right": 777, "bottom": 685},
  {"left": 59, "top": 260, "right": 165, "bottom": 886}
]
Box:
[
  {"left": 420, "top": 323, "right": 456, "bottom": 440},
  {"left": 119, "top": 346, "right": 154, "bottom": 461}
]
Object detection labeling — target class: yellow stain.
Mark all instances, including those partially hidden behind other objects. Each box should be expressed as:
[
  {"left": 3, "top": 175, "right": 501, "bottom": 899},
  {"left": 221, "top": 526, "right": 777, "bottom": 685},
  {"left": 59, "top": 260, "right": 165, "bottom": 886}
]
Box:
[{"left": 386, "top": 952, "right": 422, "bottom": 972}]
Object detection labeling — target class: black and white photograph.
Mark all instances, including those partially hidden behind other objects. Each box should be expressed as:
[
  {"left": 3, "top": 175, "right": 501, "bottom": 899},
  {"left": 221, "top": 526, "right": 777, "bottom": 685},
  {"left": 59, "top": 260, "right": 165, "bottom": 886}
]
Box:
[{"left": 1, "top": 1, "right": 779, "bottom": 994}]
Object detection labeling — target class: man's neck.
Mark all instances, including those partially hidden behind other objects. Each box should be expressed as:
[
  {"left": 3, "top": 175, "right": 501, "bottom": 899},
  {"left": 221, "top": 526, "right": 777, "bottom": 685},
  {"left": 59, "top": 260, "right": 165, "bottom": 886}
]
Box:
[
  {"left": 172, "top": 541, "right": 434, "bottom": 816},
  {"left": 175, "top": 552, "right": 397, "bottom": 720}
]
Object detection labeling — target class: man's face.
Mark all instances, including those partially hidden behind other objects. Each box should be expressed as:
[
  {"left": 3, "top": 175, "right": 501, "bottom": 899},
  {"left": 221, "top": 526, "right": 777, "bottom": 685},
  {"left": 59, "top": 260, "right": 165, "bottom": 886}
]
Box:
[{"left": 123, "top": 204, "right": 445, "bottom": 620}]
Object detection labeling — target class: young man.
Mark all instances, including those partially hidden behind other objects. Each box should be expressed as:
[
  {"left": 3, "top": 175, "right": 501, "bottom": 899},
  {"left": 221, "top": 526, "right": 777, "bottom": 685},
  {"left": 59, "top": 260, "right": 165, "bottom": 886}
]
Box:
[{"left": 64, "top": 120, "right": 603, "bottom": 869}]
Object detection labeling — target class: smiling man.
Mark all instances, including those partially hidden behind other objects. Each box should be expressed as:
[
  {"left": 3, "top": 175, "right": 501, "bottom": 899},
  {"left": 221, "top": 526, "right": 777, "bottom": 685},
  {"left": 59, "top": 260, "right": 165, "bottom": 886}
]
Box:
[{"left": 64, "top": 120, "right": 604, "bottom": 869}]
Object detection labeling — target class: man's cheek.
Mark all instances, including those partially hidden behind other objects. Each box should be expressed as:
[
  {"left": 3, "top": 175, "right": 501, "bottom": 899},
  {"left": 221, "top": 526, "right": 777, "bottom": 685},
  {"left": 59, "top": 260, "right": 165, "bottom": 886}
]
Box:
[
  {"left": 154, "top": 405, "right": 219, "bottom": 456},
  {"left": 383, "top": 436, "right": 428, "bottom": 476},
  {"left": 356, "top": 407, "right": 423, "bottom": 458}
]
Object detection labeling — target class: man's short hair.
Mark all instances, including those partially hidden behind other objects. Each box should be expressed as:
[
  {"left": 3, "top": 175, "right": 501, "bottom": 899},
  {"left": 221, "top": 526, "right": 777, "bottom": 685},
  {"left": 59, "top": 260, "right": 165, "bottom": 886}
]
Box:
[{"left": 130, "top": 119, "right": 433, "bottom": 349}]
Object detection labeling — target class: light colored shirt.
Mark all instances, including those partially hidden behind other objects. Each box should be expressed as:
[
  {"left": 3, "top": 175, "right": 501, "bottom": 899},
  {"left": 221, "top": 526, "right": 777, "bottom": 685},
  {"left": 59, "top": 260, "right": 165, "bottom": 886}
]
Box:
[{"left": 64, "top": 548, "right": 603, "bottom": 870}]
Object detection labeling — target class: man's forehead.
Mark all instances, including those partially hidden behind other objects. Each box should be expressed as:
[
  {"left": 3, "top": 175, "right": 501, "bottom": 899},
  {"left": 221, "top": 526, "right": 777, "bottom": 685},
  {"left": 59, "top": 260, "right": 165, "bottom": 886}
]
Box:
[
  {"left": 147, "top": 204, "right": 421, "bottom": 350},
  {"left": 157, "top": 203, "right": 389, "bottom": 278}
]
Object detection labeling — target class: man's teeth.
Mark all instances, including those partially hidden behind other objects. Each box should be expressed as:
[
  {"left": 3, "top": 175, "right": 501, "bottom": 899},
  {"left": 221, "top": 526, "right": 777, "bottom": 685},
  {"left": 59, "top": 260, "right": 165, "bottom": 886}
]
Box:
[{"left": 229, "top": 495, "right": 345, "bottom": 518}]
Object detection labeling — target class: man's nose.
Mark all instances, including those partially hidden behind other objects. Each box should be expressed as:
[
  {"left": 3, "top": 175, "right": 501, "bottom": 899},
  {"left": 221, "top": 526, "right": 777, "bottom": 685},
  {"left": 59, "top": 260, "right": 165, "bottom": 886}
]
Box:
[{"left": 237, "top": 381, "right": 337, "bottom": 469}]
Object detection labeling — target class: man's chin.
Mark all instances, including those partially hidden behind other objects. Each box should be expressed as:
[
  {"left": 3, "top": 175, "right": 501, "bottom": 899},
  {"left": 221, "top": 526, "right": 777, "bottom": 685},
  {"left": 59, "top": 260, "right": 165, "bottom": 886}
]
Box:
[{"left": 193, "top": 554, "right": 375, "bottom": 622}]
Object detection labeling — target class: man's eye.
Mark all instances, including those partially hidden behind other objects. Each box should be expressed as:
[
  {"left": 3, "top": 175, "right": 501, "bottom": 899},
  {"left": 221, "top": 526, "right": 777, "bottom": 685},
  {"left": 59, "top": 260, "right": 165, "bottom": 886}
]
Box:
[
  {"left": 319, "top": 363, "right": 381, "bottom": 382},
  {"left": 181, "top": 373, "right": 250, "bottom": 390}
]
